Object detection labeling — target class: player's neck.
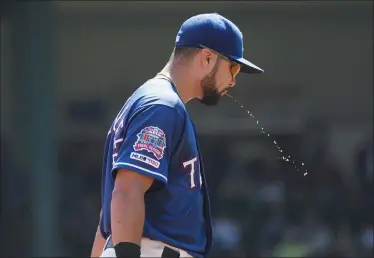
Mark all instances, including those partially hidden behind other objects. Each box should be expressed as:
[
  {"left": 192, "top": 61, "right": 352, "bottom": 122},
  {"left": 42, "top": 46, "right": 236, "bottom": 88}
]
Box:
[{"left": 158, "top": 63, "right": 200, "bottom": 104}]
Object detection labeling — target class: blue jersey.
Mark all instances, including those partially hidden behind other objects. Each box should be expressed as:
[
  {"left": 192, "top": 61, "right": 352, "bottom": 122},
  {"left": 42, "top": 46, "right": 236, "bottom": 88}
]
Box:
[{"left": 99, "top": 76, "right": 213, "bottom": 257}]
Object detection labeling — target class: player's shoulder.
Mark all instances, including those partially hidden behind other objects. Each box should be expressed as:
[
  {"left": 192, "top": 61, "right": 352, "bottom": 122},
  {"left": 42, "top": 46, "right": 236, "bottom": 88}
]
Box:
[{"left": 131, "top": 77, "right": 186, "bottom": 117}]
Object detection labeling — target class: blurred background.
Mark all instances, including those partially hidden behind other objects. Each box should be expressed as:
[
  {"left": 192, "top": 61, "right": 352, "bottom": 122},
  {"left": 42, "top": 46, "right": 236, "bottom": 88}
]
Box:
[{"left": 1, "top": 1, "right": 373, "bottom": 257}]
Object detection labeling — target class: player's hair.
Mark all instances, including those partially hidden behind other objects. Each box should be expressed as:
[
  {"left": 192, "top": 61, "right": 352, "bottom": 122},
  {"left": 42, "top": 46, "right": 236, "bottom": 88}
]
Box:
[{"left": 170, "top": 46, "right": 200, "bottom": 64}]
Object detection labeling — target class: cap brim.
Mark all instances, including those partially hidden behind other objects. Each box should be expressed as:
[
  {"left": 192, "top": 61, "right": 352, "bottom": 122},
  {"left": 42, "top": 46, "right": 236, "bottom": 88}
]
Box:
[{"left": 227, "top": 55, "right": 264, "bottom": 74}]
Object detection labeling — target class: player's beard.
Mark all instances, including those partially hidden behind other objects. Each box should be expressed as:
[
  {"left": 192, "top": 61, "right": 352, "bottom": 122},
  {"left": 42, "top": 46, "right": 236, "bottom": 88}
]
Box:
[{"left": 199, "top": 58, "right": 222, "bottom": 106}]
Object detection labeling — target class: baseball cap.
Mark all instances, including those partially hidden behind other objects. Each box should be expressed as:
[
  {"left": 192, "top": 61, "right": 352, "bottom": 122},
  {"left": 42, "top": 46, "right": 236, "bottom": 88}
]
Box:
[{"left": 175, "top": 13, "right": 264, "bottom": 74}]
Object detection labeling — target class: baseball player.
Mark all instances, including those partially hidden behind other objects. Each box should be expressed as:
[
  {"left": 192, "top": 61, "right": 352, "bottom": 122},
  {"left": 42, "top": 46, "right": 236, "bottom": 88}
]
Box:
[{"left": 90, "top": 13, "right": 263, "bottom": 258}]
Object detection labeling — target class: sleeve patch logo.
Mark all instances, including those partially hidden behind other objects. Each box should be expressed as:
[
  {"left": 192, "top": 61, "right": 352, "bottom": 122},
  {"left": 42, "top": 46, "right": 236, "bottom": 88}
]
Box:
[
  {"left": 130, "top": 152, "right": 160, "bottom": 168},
  {"left": 133, "top": 126, "right": 166, "bottom": 160}
]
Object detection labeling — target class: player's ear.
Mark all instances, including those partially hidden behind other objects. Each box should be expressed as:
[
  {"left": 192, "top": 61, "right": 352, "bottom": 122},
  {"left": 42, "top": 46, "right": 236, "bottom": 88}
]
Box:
[{"left": 201, "top": 49, "right": 213, "bottom": 68}]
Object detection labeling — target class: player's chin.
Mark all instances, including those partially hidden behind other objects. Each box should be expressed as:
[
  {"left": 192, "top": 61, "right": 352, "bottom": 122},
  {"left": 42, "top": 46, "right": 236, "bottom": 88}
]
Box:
[{"left": 199, "top": 93, "right": 221, "bottom": 106}]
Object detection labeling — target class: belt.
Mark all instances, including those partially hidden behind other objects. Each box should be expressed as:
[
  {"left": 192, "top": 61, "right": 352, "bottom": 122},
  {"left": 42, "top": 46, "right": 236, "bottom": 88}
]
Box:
[{"left": 104, "top": 235, "right": 180, "bottom": 258}]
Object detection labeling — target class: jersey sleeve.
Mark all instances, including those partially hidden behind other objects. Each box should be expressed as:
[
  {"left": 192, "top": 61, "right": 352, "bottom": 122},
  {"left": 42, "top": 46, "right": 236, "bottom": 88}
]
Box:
[{"left": 112, "top": 104, "right": 182, "bottom": 184}]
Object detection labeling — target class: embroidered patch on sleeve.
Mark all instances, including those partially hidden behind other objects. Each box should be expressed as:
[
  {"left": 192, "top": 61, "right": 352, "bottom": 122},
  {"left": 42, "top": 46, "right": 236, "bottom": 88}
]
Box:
[
  {"left": 133, "top": 126, "right": 166, "bottom": 160},
  {"left": 130, "top": 152, "right": 160, "bottom": 168}
]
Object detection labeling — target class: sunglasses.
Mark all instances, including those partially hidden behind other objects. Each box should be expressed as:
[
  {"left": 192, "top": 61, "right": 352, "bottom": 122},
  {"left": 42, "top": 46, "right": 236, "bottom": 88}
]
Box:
[{"left": 199, "top": 44, "right": 242, "bottom": 79}]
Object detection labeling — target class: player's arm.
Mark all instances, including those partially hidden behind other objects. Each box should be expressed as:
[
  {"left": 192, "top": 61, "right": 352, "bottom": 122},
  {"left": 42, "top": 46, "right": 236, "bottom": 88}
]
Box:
[
  {"left": 90, "top": 210, "right": 105, "bottom": 257},
  {"left": 111, "top": 169, "right": 153, "bottom": 253},
  {"left": 110, "top": 104, "right": 182, "bottom": 257}
]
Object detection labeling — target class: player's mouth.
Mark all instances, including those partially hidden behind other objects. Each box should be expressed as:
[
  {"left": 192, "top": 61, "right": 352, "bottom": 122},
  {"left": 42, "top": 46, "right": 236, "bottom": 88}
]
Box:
[{"left": 220, "top": 89, "right": 230, "bottom": 96}]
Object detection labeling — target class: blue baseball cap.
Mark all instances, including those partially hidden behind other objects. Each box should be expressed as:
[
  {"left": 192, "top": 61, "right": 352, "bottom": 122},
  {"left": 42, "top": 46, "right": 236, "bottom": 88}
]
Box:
[{"left": 175, "top": 13, "right": 264, "bottom": 74}]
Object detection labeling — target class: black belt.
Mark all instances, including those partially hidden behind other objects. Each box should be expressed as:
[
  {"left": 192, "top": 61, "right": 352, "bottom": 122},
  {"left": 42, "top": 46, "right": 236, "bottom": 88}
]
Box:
[{"left": 104, "top": 235, "right": 180, "bottom": 258}]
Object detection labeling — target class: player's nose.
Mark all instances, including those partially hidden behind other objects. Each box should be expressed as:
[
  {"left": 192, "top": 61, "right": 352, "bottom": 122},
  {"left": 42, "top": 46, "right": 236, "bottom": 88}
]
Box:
[{"left": 229, "top": 77, "right": 236, "bottom": 87}]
